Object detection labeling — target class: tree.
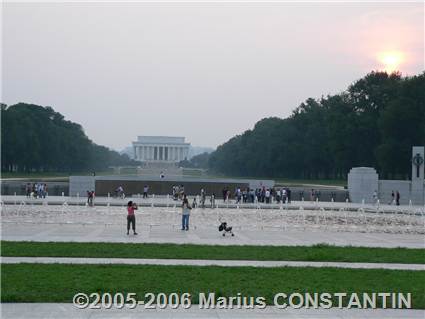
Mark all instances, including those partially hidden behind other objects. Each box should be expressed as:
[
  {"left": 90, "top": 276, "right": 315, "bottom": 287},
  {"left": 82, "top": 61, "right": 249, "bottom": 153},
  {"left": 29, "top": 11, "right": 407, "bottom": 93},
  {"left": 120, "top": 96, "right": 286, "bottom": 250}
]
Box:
[
  {"left": 208, "top": 71, "right": 425, "bottom": 179},
  {"left": 1, "top": 103, "right": 138, "bottom": 172}
]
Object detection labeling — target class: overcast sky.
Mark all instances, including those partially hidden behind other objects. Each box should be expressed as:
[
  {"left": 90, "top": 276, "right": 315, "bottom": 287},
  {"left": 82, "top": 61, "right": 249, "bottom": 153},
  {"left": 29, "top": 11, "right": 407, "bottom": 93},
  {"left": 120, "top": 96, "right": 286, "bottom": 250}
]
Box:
[{"left": 2, "top": 2, "right": 424, "bottom": 150}]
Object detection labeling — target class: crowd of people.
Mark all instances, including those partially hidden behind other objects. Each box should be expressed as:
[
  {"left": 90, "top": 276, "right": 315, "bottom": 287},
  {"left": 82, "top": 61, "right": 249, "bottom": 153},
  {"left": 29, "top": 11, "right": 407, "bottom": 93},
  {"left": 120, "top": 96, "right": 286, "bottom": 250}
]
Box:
[
  {"left": 25, "top": 182, "right": 48, "bottom": 198},
  {"left": 221, "top": 186, "right": 292, "bottom": 204}
]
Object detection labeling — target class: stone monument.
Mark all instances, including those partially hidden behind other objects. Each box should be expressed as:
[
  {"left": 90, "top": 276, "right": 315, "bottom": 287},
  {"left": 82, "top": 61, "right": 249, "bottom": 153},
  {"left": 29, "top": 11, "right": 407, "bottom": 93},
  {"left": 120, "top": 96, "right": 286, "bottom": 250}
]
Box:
[
  {"left": 348, "top": 146, "right": 425, "bottom": 205},
  {"left": 347, "top": 167, "right": 379, "bottom": 204},
  {"left": 411, "top": 146, "right": 424, "bottom": 204}
]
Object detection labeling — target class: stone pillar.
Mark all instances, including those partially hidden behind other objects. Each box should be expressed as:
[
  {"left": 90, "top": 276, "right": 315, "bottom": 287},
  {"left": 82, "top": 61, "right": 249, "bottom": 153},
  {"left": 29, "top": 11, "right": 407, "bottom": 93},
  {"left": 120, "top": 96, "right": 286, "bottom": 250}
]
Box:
[
  {"left": 347, "top": 167, "right": 379, "bottom": 204},
  {"left": 411, "top": 146, "right": 424, "bottom": 205}
]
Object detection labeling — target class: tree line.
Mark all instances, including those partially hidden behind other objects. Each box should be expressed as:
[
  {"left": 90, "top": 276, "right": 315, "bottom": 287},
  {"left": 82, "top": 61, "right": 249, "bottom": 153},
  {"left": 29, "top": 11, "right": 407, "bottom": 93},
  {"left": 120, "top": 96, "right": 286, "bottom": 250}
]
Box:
[
  {"left": 1, "top": 103, "right": 138, "bottom": 172},
  {"left": 208, "top": 71, "right": 425, "bottom": 180}
]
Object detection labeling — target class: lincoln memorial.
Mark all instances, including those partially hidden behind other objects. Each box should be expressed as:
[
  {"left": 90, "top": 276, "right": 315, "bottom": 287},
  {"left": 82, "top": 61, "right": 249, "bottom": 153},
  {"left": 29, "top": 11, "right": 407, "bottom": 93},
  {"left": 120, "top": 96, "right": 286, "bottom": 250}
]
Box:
[{"left": 132, "top": 136, "right": 190, "bottom": 165}]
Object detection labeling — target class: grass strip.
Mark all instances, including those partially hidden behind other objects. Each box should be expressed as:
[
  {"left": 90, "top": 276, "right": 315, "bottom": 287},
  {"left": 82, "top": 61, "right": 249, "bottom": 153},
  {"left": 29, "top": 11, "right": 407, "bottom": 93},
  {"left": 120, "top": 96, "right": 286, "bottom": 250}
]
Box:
[
  {"left": 2, "top": 241, "right": 425, "bottom": 264},
  {"left": 2, "top": 264, "right": 424, "bottom": 308}
]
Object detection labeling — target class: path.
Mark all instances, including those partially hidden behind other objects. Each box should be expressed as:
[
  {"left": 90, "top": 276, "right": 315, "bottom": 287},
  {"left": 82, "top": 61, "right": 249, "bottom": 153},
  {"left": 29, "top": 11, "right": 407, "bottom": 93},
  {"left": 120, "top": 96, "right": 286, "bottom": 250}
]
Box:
[
  {"left": 2, "top": 257, "right": 424, "bottom": 270},
  {"left": 2, "top": 223, "right": 424, "bottom": 248},
  {"left": 1, "top": 304, "right": 424, "bottom": 319}
]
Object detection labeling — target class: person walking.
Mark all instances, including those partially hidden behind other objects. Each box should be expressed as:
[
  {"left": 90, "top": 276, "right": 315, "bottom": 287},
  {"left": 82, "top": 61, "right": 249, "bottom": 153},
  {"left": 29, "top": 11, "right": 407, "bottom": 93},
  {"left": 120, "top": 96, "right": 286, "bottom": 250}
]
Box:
[
  {"left": 396, "top": 191, "right": 400, "bottom": 206},
  {"left": 127, "top": 201, "right": 138, "bottom": 235},
  {"left": 181, "top": 196, "right": 192, "bottom": 231}
]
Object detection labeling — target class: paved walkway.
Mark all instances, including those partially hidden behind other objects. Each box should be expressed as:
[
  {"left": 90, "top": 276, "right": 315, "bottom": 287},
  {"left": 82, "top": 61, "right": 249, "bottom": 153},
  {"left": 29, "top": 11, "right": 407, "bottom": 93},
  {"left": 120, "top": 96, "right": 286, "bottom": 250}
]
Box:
[
  {"left": 2, "top": 257, "right": 424, "bottom": 270},
  {"left": 1, "top": 303, "right": 424, "bottom": 318},
  {"left": 2, "top": 223, "right": 424, "bottom": 248}
]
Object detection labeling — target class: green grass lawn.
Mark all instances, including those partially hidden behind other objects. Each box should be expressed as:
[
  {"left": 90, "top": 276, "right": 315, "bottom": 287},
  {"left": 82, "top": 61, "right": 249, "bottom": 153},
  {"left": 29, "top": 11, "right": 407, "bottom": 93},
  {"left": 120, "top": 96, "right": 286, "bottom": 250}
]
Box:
[
  {"left": 2, "top": 170, "right": 346, "bottom": 187},
  {"left": 2, "top": 241, "right": 424, "bottom": 264},
  {"left": 206, "top": 173, "right": 346, "bottom": 187},
  {"left": 274, "top": 179, "right": 346, "bottom": 187},
  {"left": 2, "top": 264, "right": 424, "bottom": 307}
]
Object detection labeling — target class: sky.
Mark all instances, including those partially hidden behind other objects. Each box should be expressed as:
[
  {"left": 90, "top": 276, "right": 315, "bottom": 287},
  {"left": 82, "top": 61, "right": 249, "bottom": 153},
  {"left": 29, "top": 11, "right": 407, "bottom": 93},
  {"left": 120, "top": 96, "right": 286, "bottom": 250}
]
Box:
[{"left": 2, "top": 1, "right": 424, "bottom": 151}]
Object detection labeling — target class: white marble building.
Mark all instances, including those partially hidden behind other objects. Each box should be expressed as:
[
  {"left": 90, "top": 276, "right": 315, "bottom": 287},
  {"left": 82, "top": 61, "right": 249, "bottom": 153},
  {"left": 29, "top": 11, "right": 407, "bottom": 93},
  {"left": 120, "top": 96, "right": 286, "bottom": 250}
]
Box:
[{"left": 132, "top": 136, "right": 190, "bottom": 164}]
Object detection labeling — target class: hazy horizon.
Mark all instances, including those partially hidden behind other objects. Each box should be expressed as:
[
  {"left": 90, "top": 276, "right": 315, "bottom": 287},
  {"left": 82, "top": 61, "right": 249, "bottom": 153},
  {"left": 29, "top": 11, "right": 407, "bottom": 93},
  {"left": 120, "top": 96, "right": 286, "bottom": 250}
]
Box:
[{"left": 2, "top": 2, "right": 424, "bottom": 150}]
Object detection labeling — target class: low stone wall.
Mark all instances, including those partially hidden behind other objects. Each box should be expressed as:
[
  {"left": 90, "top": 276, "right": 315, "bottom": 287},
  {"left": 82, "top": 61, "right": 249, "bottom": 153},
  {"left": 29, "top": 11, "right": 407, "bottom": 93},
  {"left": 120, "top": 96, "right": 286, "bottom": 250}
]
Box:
[
  {"left": 0, "top": 181, "right": 69, "bottom": 196},
  {"left": 69, "top": 176, "right": 95, "bottom": 196},
  {"left": 379, "top": 180, "right": 412, "bottom": 205},
  {"left": 95, "top": 179, "right": 249, "bottom": 197},
  {"left": 348, "top": 167, "right": 425, "bottom": 205}
]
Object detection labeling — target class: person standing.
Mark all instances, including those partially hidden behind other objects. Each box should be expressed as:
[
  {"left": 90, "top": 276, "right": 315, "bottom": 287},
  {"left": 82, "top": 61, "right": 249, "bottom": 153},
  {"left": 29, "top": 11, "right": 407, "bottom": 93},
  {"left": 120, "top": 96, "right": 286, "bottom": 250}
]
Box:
[
  {"left": 396, "top": 191, "right": 400, "bottom": 206},
  {"left": 390, "top": 191, "right": 395, "bottom": 205},
  {"left": 265, "top": 189, "right": 271, "bottom": 203},
  {"left": 127, "top": 201, "right": 138, "bottom": 235},
  {"left": 200, "top": 189, "right": 206, "bottom": 208},
  {"left": 143, "top": 185, "right": 149, "bottom": 198},
  {"left": 26, "top": 183, "right": 32, "bottom": 198},
  {"left": 373, "top": 190, "right": 378, "bottom": 204},
  {"left": 181, "top": 196, "right": 192, "bottom": 231}
]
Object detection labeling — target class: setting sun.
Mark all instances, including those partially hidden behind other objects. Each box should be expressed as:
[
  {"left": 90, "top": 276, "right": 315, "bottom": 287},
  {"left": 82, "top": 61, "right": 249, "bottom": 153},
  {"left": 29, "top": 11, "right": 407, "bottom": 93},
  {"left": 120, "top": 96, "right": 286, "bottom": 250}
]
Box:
[{"left": 378, "top": 51, "right": 404, "bottom": 73}]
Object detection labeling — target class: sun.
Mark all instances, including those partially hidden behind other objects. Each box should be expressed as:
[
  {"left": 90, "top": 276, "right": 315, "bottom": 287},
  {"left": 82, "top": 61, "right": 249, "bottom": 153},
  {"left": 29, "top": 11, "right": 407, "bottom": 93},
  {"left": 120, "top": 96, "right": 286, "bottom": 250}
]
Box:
[{"left": 378, "top": 51, "right": 403, "bottom": 73}]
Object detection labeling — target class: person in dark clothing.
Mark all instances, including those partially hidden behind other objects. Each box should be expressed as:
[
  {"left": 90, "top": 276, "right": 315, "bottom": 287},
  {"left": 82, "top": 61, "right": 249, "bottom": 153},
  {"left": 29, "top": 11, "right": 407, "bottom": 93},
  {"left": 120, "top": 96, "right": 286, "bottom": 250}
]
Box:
[{"left": 396, "top": 191, "right": 400, "bottom": 206}]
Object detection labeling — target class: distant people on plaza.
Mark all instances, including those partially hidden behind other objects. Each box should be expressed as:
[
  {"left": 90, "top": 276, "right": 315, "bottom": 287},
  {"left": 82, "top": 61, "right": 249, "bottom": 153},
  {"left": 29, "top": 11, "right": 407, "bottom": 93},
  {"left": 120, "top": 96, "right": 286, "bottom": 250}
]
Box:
[
  {"left": 315, "top": 190, "right": 321, "bottom": 201},
  {"left": 389, "top": 191, "right": 395, "bottom": 205},
  {"left": 87, "top": 190, "right": 95, "bottom": 206},
  {"left": 275, "top": 189, "right": 281, "bottom": 203},
  {"left": 235, "top": 187, "right": 242, "bottom": 204},
  {"left": 181, "top": 195, "right": 192, "bottom": 231},
  {"left": 115, "top": 185, "right": 125, "bottom": 199},
  {"left": 160, "top": 171, "right": 165, "bottom": 179},
  {"left": 282, "top": 188, "right": 287, "bottom": 203},
  {"left": 396, "top": 191, "right": 400, "bottom": 206},
  {"left": 192, "top": 196, "right": 198, "bottom": 208},
  {"left": 29, "top": 182, "right": 47, "bottom": 199},
  {"left": 210, "top": 193, "right": 216, "bottom": 208},
  {"left": 310, "top": 189, "right": 315, "bottom": 202},
  {"left": 26, "top": 183, "right": 32, "bottom": 198},
  {"left": 200, "top": 189, "right": 206, "bottom": 208},
  {"left": 172, "top": 185, "right": 179, "bottom": 200},
  {"left": 265, "top": 189, "right": 271, "bottom": 203},
  {"left": 143, "top": 185, "right": 149, "bottom": 198},
  {"left": 179, "top": 185, "right": 185, "bottom": 199},
  {"left": 287, "top": 188, "right": 291, "bottom": 203},
  {"left": 126, "top": 200, "right": 138, "bottom": 235},
  {"left": 249, "top": 189, "right": 255, "bottom": 203},
  {"left": 222, "top": 187, "right": 228, "bottom": 202},
  {"left": 373, "top": 190, "right": 378, "bottom": 204}
]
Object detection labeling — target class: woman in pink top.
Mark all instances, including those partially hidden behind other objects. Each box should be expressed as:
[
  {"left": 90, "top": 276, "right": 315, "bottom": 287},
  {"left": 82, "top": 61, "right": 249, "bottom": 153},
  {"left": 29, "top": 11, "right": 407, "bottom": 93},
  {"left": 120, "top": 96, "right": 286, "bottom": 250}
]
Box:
[{"left": 127, "top": 201, "right": 138, "bottom": 235}]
